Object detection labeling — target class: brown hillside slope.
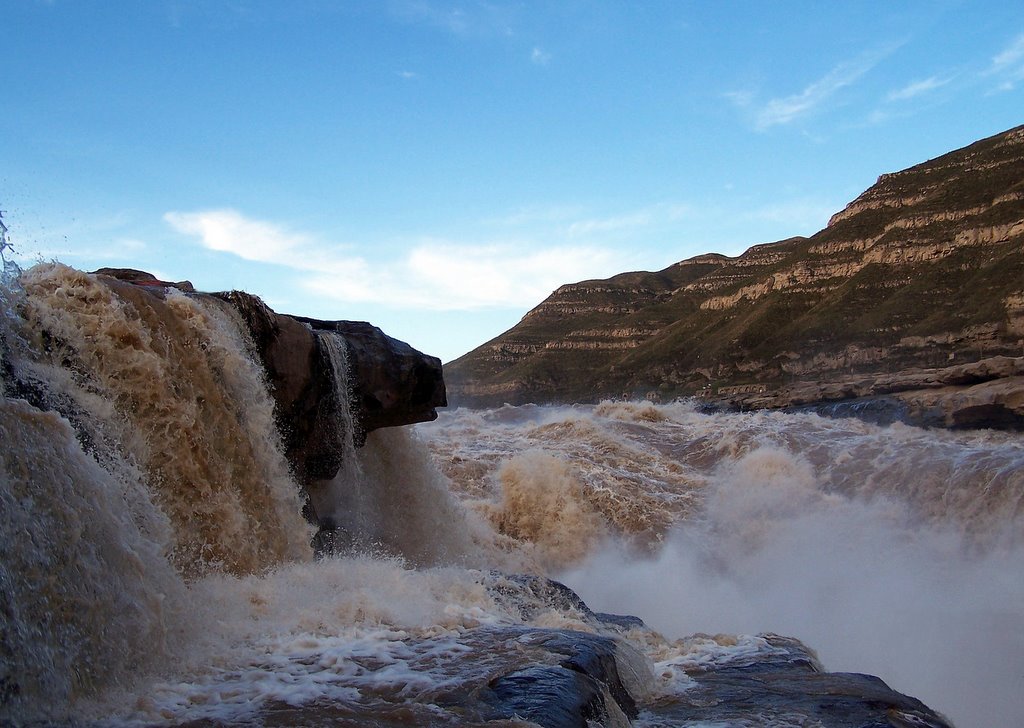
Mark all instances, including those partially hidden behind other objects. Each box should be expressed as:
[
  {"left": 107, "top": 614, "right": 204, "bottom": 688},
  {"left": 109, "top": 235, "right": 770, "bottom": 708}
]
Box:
[{"left": 445, "top": 125, "right": 1024, "bottom": 421}]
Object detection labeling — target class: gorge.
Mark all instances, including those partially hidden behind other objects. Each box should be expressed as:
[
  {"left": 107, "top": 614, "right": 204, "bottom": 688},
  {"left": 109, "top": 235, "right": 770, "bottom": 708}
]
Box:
[
  {"left": 445, "top": 125, "right": 1024, "bottom": 430},
  {"left": 1, "top": 261, "right": 995, "bottom": 726}
]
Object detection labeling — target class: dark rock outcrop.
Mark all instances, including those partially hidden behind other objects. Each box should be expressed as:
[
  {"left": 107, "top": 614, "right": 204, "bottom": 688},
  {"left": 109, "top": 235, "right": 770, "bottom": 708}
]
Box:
[
  {"left": 445, "top": 125, "right": 1024, "bottom": 429},
  {"left": 480, "top": 627, "right": 639, "bottom": 727},
  {"left": 294, "top": 317, "right": 447, "bottom": 436},
  {"left": 648, "top": 633, "right": 954, "bottom": 728},
  {"left": 93, "top": 269, "right": 446, "bottom": 486},
  {"left": 178, "top": 578, "right": 953, "bottom": 728}
]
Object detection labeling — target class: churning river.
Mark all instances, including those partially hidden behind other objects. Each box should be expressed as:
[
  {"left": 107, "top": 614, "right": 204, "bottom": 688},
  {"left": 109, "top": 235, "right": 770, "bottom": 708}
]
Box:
[{"left": 2, "top": 264, "right": 1022, "bottom": 727}]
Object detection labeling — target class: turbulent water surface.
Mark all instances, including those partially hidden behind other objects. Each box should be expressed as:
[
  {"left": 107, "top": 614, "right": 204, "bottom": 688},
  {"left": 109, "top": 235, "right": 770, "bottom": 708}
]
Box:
[
  {"left": 422, "top": 402, "right": 1024, "bottom": 727},
  {"left": 2, "top": 263, "right": 1023, "bottom": 727}
]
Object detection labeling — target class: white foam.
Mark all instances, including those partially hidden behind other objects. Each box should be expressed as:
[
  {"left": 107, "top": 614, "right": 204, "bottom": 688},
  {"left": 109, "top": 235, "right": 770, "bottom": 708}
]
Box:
[{"left": 424, "top": 401, "right": 1024, "bottom": 727}]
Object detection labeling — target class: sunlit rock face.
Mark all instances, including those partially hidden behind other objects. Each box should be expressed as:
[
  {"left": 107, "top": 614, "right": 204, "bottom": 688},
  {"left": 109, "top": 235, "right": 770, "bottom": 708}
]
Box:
[{"left": 446, "top": 124, "right": 1024, "bottom": 427}]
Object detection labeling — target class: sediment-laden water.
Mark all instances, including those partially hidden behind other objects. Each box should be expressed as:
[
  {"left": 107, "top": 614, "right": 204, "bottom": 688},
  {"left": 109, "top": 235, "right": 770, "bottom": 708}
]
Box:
[
  {"left": 421, "top": 402, "right": 1024, "bottom": 728},
  {"left": 2, "top": 263, "right": 1022, "bottom": 727}
]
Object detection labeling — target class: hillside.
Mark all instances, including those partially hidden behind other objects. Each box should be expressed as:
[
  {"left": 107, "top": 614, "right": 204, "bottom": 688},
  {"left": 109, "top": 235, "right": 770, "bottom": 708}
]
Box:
[{"left": 446, "top": 125, "right": 1024, "bottom": 422}]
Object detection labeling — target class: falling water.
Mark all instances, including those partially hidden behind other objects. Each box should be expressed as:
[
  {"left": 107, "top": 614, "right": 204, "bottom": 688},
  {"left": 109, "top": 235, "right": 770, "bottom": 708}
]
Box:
[
  {"left": 308, "top": 331, "right": 366, "bottom": 531},
  {"left": 3, "top": 264, "right": 1022, "bottom": 727},
  {"left": 2, "top": 262, "right": 315, "bottom": 719},
  {"left": 315, "top": 330, "right": 490, "bottom": 567}
]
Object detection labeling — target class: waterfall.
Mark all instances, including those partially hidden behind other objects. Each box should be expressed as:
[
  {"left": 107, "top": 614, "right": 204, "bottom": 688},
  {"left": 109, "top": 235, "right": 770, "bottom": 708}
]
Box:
[
  {"left": 309, "top": 330, "right": 367, "bottom": 547},
  {"left": 314, "top": 329, "right": 488, "bottom": 567},
  {"left": 1, "top": 263, "right": 316, "bottom": 721}
]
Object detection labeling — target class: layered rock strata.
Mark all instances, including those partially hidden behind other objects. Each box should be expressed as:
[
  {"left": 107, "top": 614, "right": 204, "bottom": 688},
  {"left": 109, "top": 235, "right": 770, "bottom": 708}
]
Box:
[{"left": 446, "top": 125, "right": 1024, "bottom": 428}]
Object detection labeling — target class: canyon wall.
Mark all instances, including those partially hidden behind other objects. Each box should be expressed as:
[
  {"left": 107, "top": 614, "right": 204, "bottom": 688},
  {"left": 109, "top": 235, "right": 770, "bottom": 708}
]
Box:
[{"left": 446, "top": 125, "right": 1024, "bottom": 427}]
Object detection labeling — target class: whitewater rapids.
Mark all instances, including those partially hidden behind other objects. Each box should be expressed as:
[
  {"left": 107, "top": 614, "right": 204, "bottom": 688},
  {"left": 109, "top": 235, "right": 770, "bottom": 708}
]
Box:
[
  {"left": 2, "top": 263, "right": 1022, "bottom": 727},
  {"left": 420, "top": 401, "right": 1024, "bottom": 728}
]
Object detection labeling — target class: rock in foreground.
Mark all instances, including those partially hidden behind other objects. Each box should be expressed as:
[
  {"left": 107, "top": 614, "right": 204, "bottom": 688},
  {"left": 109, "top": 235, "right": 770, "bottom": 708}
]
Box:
[{"left": 176, "top": 577, "right": 954, "bottom": 728}]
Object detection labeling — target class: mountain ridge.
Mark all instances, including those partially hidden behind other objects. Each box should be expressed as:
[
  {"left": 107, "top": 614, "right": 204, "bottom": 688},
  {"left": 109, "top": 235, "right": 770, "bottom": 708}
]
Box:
[{"left": 445, "top": 124, "right": 1024, "bottom": 426}]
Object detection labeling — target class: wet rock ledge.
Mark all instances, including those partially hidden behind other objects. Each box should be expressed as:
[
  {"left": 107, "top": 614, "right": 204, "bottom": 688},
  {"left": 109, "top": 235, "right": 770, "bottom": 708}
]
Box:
[
  {"left": 178, "top": 576, "right": 954, "bottom": 728},
  {"left": 93, "top": 268, "right": 446, "bottom": 488}
]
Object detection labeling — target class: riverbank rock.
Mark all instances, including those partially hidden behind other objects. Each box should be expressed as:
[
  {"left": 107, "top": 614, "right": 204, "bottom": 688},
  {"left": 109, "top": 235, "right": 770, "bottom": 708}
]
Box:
[
  {"left": 731, "top": 356, "right": 1024, "bottom": 429},
  {"left": 175, "top": 577, "right": 954, "bottom": 728},
  {"left": 646, "top": 633, "right": 953, "bottom": 727},
  {"left": 92, "top": 269, "right": 446, "bottom": 484}
]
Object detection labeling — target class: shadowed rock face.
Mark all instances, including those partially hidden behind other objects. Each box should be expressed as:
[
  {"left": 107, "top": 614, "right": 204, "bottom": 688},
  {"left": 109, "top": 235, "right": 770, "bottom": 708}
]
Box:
[
  {"left": 647, "top": 634, "right": 954, "bottom": 728},
  {"left": 92, "top": 269, "right": 446, "bottom": 486},
  {"left": 293, "top": 317, "right": 447, "bottom": 436},
  {"left": 214, "top": 291, "right": 446, "bottom": 485}
]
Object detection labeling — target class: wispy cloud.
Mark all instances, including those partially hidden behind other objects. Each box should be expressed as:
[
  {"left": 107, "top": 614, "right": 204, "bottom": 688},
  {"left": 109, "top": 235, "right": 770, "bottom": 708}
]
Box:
[
  {"left": 732, "top": 48, "right": 894, "bottom": 130},
  {"left": 164, "top": 209, "right": 312, "bottom": 265},
  {"left": 565, "top": 203, "right": 690, "bottom": 237},
  {"left": 886, "top": 75, "right": 951, "bottom": 102},
  {"left": 757, "top": 59, "right": 876, "bottom": 129},
  {"left": 305, "top": 242, "right": 624, "bottom": 310},
  {"left": 985, "top": 32, "right": 1024, "bottom": 92},
  {"left": 722, "top": 90, "right": 754, "bottom": 108},
  {"left": 530, "top": 47, "right": 551, "bottom": 65},
  {"left": 387, "top": 0, "right": 515, "bottom": 38},
  {"left": 165, "top": 208, "right": 628, "bottom": 311}
]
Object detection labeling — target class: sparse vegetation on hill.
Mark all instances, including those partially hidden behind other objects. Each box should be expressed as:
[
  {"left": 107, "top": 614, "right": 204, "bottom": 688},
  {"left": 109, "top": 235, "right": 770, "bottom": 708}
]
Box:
[{"left": 446, "top": 125, "right": 1024, "bottom": 420}]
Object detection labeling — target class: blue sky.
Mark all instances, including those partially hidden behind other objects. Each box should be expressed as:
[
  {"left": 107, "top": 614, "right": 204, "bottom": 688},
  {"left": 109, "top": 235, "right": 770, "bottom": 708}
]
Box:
[{"left": 3, "top": 1, "right": 1023, "bottom": 362}]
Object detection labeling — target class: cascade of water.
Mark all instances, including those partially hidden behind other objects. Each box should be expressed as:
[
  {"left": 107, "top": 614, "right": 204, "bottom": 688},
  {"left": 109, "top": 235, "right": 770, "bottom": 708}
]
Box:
[
  {"left": 0, "top": 264, "right": 321, "bottom": 722},
  {"left": 1, "top": 397, "right": 185, "bottom": 723},
  {"left": 13, "top": 264, "right": 313, "bottom": 575},
  {"left": 311, "top": 330, "right": 367, "bottom": 542},
  {"left": 314, "top": 330, "right": 492, "bottom": 567}
]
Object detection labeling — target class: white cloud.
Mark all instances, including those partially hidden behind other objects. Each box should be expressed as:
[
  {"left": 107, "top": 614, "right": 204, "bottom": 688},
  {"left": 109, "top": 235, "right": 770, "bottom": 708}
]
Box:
[
  {"left": 531, "top": 47, "right": 551, "bottom": 65},
  {"left": 722, "top": 89, "right": 754, "bottom": 108},
  {"left": 303, "top": 241, "right": 626, "bottom": 311},
  {"left": 756, "top": 62, "right": 869, "bottom": 129},
  {"left": 991, "top": 33, "right": 1024, "bottom": 72},
  {"left": 986, "top": 33, "right": 1024, "bottom": 91},
  {"left": 886, "top": 75, "right": 950, "bottom": 102},
  {"left": 740, "top": 48, "right": 894, "bottom": 130},
  {"left": 166, "top": 208, "right": 628, "bottom": 311},
  {"left": 164, "top": 209, "right": 310, "bottom": 265}
]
